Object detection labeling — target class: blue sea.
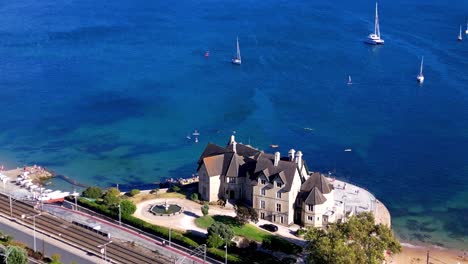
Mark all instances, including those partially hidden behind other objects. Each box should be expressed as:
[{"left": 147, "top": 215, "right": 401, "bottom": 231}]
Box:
[{"left": 0, "top": 0, "right": 467, "bottom": 249}]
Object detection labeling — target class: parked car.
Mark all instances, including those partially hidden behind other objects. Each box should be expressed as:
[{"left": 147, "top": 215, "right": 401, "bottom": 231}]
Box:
[{"left": 260, "top": 224, "right": 278, "bottom": 232}]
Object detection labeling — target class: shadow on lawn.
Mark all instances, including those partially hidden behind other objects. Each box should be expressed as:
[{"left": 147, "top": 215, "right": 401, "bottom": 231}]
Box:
[{"left": 212, "top": 215, "right": 243, "bottom": 227}]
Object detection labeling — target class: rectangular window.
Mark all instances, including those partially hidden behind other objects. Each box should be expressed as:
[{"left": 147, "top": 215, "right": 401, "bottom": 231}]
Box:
[
  {"left": 261, "top": 179, "right": 266, "bottom": 185},
  {"left": 273, "top": 215, "right": 276, "bottom": 222},
  {"left": 276, "top": 182, "right": 283, "bottom": 188},
  {"left": 226, "top": 177, "right": 236, "bottom": 183},
  {"left": 276, "top": 203, "right": 281, "bottom": 212},
  {"left": 276, "top": 192, "right": 281, "bottom": 199},
  {"left": 260, "top": 200, "right": 265, "bottom": 209},
  {"left": 261, "top": 189, "right": 266, "bottom": 196},
  {"left": 307, "top": 215, "right": 313, "bottom": 221},
  {"left": 260, "top": 212, "right": 265, "bottom": 219},
  {"left": 280, "top": 216, "right": 284, "bottom": 224},
  {"left": 308, "top": 205, "right": 313, "bottom": 211}
]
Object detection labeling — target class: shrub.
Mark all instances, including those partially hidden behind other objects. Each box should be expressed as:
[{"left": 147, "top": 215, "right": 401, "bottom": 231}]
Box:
[
  {"left": 50, "top": 253, "right": 61, "bottom": 264},
  {"left": 171, "top": 185, "right": 181, "bottom": 192},
  {"left": 207, "top": 248, "right": 242, "bottom": 263},
  {"left": 128, "top": 189, "right": 140, "bottom": 197},
  {"left": 151, "top": 188, "right": 160, "bottom": 195},
  {"left": 201, "top": 203, "right": 209, "bottom": 216},
  {"left": 296, "top": 228, "right": 306, "bottom": 237},
  {"left": 6, "top": 246, "right": 28, "bottom": 264},
  {"left": 103, "top": 187, "right": 121, "bottom": 205},
  {"left": 207, "top": 222, "right": 234, "bottom": 242},
  {"left": 282, "top": 256, "right": 297, "bottom": 264},
  {"left": 190, "top": 193, "right": 199, "bottom": 201},
  {"left": 248, "top": 240, "right": 258, "bottom": 250},
  {"left": 207, "top": 234, "right": 224, "bottom": 248},
  {"left": 262, "top": 235, "right": 302, "bottom": 255},
  {"left": 235, "top": 205, "right": 258, "bottom": 224},
  {"left": 119, "top": 200, "right": 137, "bottom": 217},
  {"left": 82, "top": 186, "right": 103, "bottom": 199}
]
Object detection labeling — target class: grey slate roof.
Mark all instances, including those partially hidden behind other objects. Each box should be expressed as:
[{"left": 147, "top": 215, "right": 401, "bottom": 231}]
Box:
[
  {"left": 300, "top": 172, "right": 333, "bottom": 194},
  {"left": 197, "top": 140, "right": 300, "bottom": 191},
  {"left": 304, "top": 187, "right": 327, "bottom": 205}
]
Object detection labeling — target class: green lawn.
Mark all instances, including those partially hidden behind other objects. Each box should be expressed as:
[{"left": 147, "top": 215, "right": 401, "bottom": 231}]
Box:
[{"left": 195, "top": 215, "right": 271, "bottom": 242}]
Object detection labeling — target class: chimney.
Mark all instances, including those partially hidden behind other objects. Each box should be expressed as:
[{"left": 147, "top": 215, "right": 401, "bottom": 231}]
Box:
[
  {"left": 232, "top": 141, "right": 237, "bottom": 153},
  {"left": 295, "top": 151, "right": 303, "bottom": 168},
  {"left": 274, "top": 152, "right": 280, "bottom": 166},
  {"left": 288, "top": 149, "right": 296, "bottom": 161},
  {"left": 230, "top": 135, "right": 236, "bottom": 144}
]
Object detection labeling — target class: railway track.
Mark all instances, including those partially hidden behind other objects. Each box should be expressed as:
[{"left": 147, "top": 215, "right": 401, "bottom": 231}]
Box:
[{"left": 0, "top": 194, "right": 170, "bottom": 264}]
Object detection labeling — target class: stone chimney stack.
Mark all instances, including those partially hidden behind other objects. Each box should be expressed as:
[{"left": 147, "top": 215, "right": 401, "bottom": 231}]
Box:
[
  {"left": 230, "top": 135, "right": 236, "bottom": 144},
  {"left": 232, "top": 141, "right": 237, "bottom": 153},
  {"left": 295, "top": 151, "right": 303, "bottom": 168},
  {"left": 274, "top": 152, "right": 280, "bottom": 166},
  {"left": 288, "top": 149, "right": 296, "bottom": 161}
]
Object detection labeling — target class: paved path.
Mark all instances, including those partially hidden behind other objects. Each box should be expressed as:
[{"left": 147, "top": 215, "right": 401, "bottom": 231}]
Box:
[
  {"left": 133, "top": 198, "right": 235, "bottom": 234},
  {"left": 0, "top": 215, "right": 98, "bottom": 264}
]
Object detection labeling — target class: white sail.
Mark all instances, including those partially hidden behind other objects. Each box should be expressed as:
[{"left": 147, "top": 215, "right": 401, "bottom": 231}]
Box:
[
  {"left": 459, "top": 25, "right": 463, "bottom": 40},
  {"left": 236, "top": 37, "right": 241, "bottom": 60},
  {"left": 466, "top": 21, "right": 468, "bottom": 34},
  {"left": 375, "top": 2, "right": 380, "bottom": 38},
  {"left": 419, "top": 57, "right": 424, "bottom": 76}
]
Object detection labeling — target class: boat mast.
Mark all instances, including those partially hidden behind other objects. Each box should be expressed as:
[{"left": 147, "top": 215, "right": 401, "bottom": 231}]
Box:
[
  {"left": 236, "top": 37, "right": 241, "bottom": 60},
  {"left": 375, "top": 2, "right": 380, "bottom": 38},
  {"left": 459, "top": 25, "right": 462, "bottom": 39}
]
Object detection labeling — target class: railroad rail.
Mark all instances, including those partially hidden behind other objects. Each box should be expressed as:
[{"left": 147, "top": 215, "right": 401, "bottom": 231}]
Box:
[{"left": 0, "top": 193, "right": 170, "bottom": 264}]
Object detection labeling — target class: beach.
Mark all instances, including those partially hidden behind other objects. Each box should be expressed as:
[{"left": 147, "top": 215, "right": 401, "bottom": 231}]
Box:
[{"left": 390, "top": 244, "right": 468, "bottom": 264}]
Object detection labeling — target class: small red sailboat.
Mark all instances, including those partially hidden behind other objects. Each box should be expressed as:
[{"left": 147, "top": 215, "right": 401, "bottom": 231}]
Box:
[{"left": 204, "top": 51, "right": 210, "bottom": 57}]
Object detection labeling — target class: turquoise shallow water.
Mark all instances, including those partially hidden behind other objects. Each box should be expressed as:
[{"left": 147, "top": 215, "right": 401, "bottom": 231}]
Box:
[{"left": 0, "top": 0, "right": 467, "bottom": 249}]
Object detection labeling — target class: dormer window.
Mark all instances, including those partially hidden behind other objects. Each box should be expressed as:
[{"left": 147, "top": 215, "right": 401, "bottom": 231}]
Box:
[
  {"left": 276, "top": 182, "right": 283, "bottom": 188},
  {"left": 308, "top": 204, "right": 313, "bottom": 211},
  {"left": 261, "top": 179, "right": 266, "bottom": 185}
]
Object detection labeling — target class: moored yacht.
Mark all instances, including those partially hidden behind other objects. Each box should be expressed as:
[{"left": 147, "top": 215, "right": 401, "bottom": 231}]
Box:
[
  {"left": 232, "top": 37, "right": 242, "bottom": 65},
  {"left": 416, "top": 56, "right": 424, "bottom": 83},
  {"left": 365, "top": 2, "right": 384, "bottom": 45},
  {"left": 458, "top": 25, "right": 463, "bottom": 41}
]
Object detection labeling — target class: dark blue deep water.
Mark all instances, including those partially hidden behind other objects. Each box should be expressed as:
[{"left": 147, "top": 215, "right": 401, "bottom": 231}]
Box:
[{"left": 0, "top": 0, "right": 467, "bottom": 248}]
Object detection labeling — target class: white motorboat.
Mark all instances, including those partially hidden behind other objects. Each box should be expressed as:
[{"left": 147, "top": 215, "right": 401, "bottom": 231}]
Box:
[
  {"left": 416, "top": 57, "right": 424, "bottom": 83},
  {"left": 232, "top": 37, "right": 242, "bottom": 65},
  {"left": 465, "top": 21, "right": 468, "bottom": 35},
  {"left": 365, "top": 2, "right": 384, "bottom": 45},
  {"left": 347, "top": 75, "right": 353, "bottom": 85}
]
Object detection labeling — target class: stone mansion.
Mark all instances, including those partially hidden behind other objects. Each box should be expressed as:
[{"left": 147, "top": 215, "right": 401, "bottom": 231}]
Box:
[{"left": 197, "top": 135, "right": 337, "bottom": 227}]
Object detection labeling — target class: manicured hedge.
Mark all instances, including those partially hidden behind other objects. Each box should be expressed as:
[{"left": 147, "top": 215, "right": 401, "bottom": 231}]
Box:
[{"left": 207, "top": 248, "right": 242, "bottom": 263}]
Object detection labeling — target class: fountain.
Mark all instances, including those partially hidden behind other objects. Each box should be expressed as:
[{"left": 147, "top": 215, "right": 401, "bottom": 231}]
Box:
[{"left": 150, "top": 200, "right": 182, "bottom": 216}]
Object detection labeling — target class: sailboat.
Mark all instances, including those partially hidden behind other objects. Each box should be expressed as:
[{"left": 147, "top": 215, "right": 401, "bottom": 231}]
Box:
[
  {"left": 232, "top": 37, "right": 242, "bottom": 65},
  {"left": 347, "top": 75, "right": 353, "bottom": 85},
  {"left": 458, "top": 25, "right": 463, "bottom": 41},
  {"left": 365, "top": 2, "right": 384, "bottom": 45},
  {"left": 466, "top": 21, "right": 468, "bottom": 34},
  {"left": 416, "top": 57, "right": 424, "bottom": 83}
]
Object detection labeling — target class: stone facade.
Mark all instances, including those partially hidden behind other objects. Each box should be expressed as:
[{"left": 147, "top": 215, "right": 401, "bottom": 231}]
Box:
[{"left": 197, "top": 135, "right": 336, "bottom": 227}]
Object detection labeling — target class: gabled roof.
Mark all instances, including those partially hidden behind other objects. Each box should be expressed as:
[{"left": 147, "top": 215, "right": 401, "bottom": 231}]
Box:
[
  {"left": 197, "top": 138, "right": 301, "bottom": 192},
  {"left": 203, "top": 154, "right": 225, "bottom": 177},
  {"left": 197, "top": 143, "right": 228, "bottom": 164},
  {"left": 300, "top": 172, "right": 333, "bottom": 194},
  {"left": 304, "top": 187, "right": 327, "bottom": 205}
]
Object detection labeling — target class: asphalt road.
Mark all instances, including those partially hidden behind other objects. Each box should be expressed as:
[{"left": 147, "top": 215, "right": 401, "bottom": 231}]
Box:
[{"left": 0, "top": 218, "right": 97, "bottom": 264}]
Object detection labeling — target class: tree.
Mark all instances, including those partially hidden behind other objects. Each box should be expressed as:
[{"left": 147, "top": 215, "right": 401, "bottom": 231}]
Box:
[
  {"left": 5, "top": 246, "right": 28, "bottom": 264},
  {"left": 201, "top": 203, "right": 209, "bottom": 216},
  {"left": 128, "top": 189, "right": 140, "bottom": 197},
  {"left": 103, "top": 188, "right": 121, "bottom": 205},
  {"left": 82, "top": 186, "right": 103, "bottom": 199},
  {"left": 235, "top": 205, "right": 258, "bottom": 224},
  {"left": 305, "top": 212, "right": 401, "bottom": 264},
  {"left": 207, "top": 222, "right": 234, "bottom": 242},
  {"left": 119, "top": 199, "right": 137, "bottom": 217},
  {"left": 207, "top": 234, "right": 224, "bottom": 248}
]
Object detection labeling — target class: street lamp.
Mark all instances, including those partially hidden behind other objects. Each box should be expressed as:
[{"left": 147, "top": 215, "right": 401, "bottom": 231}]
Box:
[
  {"left": 224, "top": 243, "right": 228, "bottom": 264},
  {"left": 169, "top": 225, "right": 171, "bottom": 247},
  {"left": 21, "top": 213, "right": 42, "bottom": 252},
  {"left": 97, "top": 241, "right": 112, "bottom": 263},
  {"left": 117, "top": 202, "right": 121, "bottom": 226},
  {"left": 72, "top": 189, "right": 79, "bottom": 211}
]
